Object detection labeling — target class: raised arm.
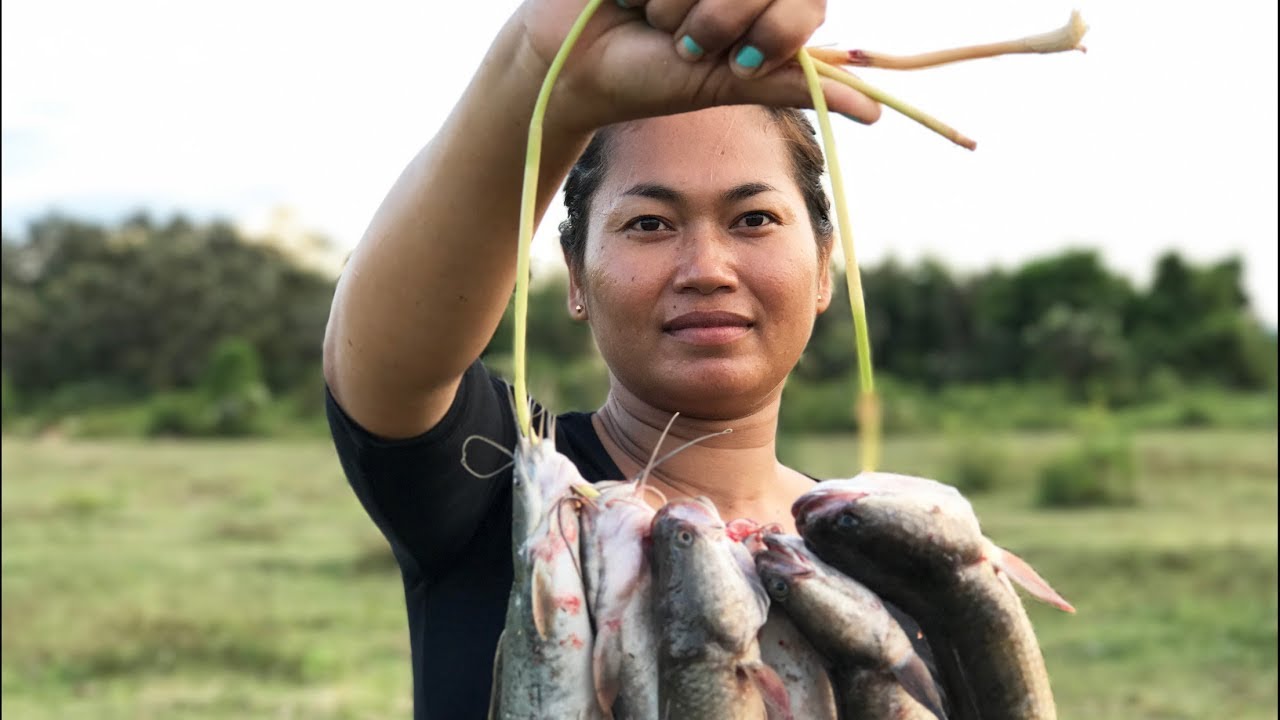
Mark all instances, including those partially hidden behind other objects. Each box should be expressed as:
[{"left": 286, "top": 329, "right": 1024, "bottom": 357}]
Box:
[{"left": 323, "top": 0, "right": 880, "bottom": 439}]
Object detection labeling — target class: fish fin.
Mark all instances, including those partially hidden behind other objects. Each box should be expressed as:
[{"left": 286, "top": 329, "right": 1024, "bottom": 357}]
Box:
[
  {"left": 744, "top": 661, "right": 793, "bottom": 720},
  {"left": 531, "top": 556, "right": 555, "bottom": 639},
  {"left": 990, "top": 544, "right": 1076, "bottom": 613},
  {"left": 487, "top": 635, "right": 505, "bottom": 720},
  {"left": 891, "top": 652, "right": 948, "bottom": 720},
  {"left": 592, "top": 622, "right": 621, "bottom": 716}
]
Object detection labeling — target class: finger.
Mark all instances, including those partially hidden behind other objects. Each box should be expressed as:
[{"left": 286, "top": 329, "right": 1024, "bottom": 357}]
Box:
[
  {"left": 729, "top": 0, "right": 825, "bottom": 79},
  {"left": 672, "top": 0, "right": 772, "bottom": 63},
  {"left": 721, "top": 64, "right": 883, "bottom": 125},
  {"left": 641, "top": 0, "right": 697, "bottom": 34}
]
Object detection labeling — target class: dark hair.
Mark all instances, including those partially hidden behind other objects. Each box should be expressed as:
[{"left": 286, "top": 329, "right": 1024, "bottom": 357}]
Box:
[{"left": 558, "top": 107, "right": 834, "bottom": 274}]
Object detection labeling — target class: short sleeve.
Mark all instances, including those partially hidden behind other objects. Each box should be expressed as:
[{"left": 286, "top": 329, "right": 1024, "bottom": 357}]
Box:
[{"left": 326, "top": 360, "right": 519, "bottom": 579}]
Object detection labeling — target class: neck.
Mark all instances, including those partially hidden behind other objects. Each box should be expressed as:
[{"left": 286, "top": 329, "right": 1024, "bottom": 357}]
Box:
[{"left": 592, "top": 382, "right": 806, "bottom": 531}]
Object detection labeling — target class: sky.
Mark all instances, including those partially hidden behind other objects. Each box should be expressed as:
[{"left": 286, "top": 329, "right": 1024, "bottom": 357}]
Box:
[{"left": 3, "top": 0, "right": 1277, "bottom": 326}]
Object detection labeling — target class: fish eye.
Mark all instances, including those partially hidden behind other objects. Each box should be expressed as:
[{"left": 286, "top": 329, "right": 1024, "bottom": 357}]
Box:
[
  {"left": 676, "top": 529, "right": 695, "bottom": 547},
  {"left": 837, "top": 512, "right": 860, "bottom": 530},
  {"left": 767, "top": 578, "right": 789, "bottom": 600}
]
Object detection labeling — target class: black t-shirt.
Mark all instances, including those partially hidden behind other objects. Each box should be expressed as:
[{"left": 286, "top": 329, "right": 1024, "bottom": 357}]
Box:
[
  {"left": 326, "top": 360, "right": 623, "bottom": 720},
  {"left": 327, "top": 360, "right": 943, "bottom": 719}
]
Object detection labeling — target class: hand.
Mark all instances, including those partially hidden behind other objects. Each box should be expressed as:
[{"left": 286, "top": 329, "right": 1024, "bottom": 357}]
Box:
[{"left": 515, "top": 0, "right": 881, "bottom": 133}]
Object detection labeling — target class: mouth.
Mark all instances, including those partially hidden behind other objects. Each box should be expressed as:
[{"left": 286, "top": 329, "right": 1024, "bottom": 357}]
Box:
[
  {"left": 662, "top": 311, "right": 753, "bottom": 345},
  {"left": 755, "top": 541, "right": 815, "bottom": 580}
]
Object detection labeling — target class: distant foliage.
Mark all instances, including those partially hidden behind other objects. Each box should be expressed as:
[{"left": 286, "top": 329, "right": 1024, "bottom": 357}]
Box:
[
  {"left": 1036, "top": 419, "right": 1138, "bottom": 508},
  {"left": 803, "top": 249, "right": 1275, "bottom": 403},
  {"left": 200, "top": 338, "right": 270, "bottom": 436},
  {"left": 1, "top": 371, "right": 14, "bottom": 427},
  {"left": 1, "top": 211, "right": 1274, "bottom": 436},
  {"left": 1, "top": 213, "right": 332, "bottom": 407},
  {"left": 943, "top": 427, "right": 1011, "bottom": 495}
]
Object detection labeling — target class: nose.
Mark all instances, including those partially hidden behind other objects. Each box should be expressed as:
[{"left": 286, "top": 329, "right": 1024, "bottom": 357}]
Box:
[{"left": 672, "top": 224, "right": 737, "bottom": 295}]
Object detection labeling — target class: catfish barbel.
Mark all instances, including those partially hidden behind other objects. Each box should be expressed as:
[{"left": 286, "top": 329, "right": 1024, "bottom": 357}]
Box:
[{"left": 794, "top": 473, "right": 1074, "bottom": 720}]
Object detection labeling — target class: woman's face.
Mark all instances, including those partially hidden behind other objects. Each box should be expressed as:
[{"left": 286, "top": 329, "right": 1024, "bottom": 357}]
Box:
[{"left": 571, "top": 106, "right": 832, "bottom": 420}]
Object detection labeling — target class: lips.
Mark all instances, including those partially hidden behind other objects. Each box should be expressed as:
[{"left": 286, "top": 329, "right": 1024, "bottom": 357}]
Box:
[{"left": 662, "top": 311, "right": 753, "bottom": 333}]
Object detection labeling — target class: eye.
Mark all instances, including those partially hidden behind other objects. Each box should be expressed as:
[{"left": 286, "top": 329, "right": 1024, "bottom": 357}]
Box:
[
  {"left": 627, "top": 216, "right": 671, "bottom": 232},
  {"left": 732, "top": 211, "right": 778, "bottom": 229},
  {"left": 837, "top": 512, "right": 860, "bottom": 530},
  {"left": 767, "top": 577, "right": 789, "bottom": 600},
  {"left": 676, "top": 529, "right": 695, "bottom": 547}
]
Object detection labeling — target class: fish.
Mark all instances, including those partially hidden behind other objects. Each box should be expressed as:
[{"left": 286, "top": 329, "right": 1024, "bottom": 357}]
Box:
[
  {"left": 754, "top": 532, "right": 947, "bottom": 720},
  {"left": 488, "top": 434, "right": 604, "bottom": 720},
  {"left": 757, "top": 607, "right": 840, "bottom": 720},
  {"left": 793, "top": 472, "right": 1074, "bottom": 720},
  {"left": 728, "top": 520, "right": 839, "bottom": 720},
  {"left": 649, "top": 497, "right": 792, "bottom": 720},
  {"left": 580, "top": 479, "right": 661, "bottom": 719}
]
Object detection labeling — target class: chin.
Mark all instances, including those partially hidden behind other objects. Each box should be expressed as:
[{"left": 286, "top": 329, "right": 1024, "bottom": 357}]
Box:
[{"left": 646, "top": 364, "right": 784, "bottom": 419}]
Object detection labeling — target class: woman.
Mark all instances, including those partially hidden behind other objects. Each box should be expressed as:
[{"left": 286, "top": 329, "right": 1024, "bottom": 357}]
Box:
[{"left": 323, "top": 0, "right": 884, "bottom": 717}]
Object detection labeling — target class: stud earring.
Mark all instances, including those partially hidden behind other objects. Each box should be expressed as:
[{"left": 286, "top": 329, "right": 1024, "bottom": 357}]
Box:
[{"left": 574, "top": 304, "right": 584, "bottom": 313}]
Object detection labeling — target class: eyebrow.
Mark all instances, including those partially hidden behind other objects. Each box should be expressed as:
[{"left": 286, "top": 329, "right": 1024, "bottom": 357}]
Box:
[{"left": 620, "top": 182, "right": 779, "bottom": 204}]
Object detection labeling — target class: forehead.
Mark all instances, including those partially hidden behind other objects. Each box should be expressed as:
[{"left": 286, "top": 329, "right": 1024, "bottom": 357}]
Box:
[{"left": 600, "top": 107, "right": 796, "bottom": 192}]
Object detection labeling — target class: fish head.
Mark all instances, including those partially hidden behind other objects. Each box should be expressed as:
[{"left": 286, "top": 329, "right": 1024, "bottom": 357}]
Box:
[
  {"left": 513, "top": 436, "right": 594, "bottom": 541},
  {"left": 650, "top": 497, "right": 727, "bottom": 567},
  {"left": 651, "top": 498, "right": 770, "bottom": 654},
  {"left": 753, "top": 534, "right": 816, "bottom": 603},
  {"left": 793, "top": 477, "right": 986, "bottom": 586}
]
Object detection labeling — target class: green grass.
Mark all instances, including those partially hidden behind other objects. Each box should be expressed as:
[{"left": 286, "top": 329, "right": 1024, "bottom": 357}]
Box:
[{"left": 3, "top": 430, "right": 1277, "bottom": 718}]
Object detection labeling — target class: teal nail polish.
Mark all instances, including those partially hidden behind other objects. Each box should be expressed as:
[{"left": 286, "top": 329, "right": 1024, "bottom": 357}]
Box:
[
  {"left": 839, "top": 112, "right": 868, "bottom": 126},
  {"left": 735, "top": 45, "right": 764, "bottom": 70},
  {"left": 680, "top": 35, "right": 704, "bottom": 58},
  {"left": 616, "top": 0, "right": 628, "bottom": 7}
]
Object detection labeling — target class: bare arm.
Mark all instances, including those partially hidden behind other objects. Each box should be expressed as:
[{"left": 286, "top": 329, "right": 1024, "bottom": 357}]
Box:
[
  {"left": 324, "top": 0, "right": 881, "bottom": 439},
  {"left": 323, "top": 17, "right": 588, "bottom": 439}
]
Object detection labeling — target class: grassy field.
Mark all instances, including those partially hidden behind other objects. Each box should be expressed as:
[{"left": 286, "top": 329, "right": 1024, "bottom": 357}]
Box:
[{"left": 2, "top": 430, "right": 1276, "bottom": 719}]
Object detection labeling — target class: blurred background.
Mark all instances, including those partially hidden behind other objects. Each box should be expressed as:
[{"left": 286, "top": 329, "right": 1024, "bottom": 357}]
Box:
[{"left": 2, "top": 1, "right": 1276, "bottom": 718}]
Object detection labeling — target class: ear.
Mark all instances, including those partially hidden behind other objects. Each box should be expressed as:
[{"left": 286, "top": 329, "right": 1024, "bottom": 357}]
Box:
[
  {"left": 816, "top": 258, "right": 834, "bottom": 315},
  {"left": 566, "top": 264, "right": 588, "bottom": 321}
]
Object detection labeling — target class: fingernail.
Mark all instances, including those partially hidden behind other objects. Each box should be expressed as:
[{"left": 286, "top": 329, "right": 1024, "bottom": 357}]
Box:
[
  {"left": 735, "top": 45, "right": 764, "bottom": 71},
  {"left": 839, "top": 112, "right": 868, "bottom": 126},
  {"left": 679, "top": 35, "right": 704, "bottom": 60},
  {"left": 616, "top": 0, "right": 628, "bottom": 7}
]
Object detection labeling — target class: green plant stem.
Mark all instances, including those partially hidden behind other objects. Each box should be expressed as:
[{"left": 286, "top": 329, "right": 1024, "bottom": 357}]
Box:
[
  {"left": 796, "top": 49, "right": 880, "bottom": 472},
  {"left": 810, "top": 57, "right": 976, "bottom": 151},
  {"left": 514, "top": 0, "right": 606, "bottom": 440}
]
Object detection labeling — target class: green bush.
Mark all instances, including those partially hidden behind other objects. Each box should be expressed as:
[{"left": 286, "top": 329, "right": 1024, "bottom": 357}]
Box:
[
  {"left": 943, "top": 427, "right": 1011, "bottom": 495},
  {"left": 199, "top": 338, "right": 270, "bottom": 437},
  {"left": 780, "top": 375, "right": 856, "bottom": 434},
  {"left": 1, "top": 371, "right": 14, "bottom": 428},
  {"left": 145, "top": 393, "right": 209, "bottom": 437},
  {"left": 1036, "top": 423, "right": 1138, "bottom": 508}
]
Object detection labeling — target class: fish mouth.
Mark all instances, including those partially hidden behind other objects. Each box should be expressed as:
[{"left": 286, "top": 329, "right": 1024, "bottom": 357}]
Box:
[
  {"left": 726, "top": 518, "right": 762, "bottom": 543},
  {"left": 653, "top": 497, "right": 724, "bottom": 533},
  {"left": 754, "top": 539, "right": 815, "bottom": 581},
  {"left": 791, "top": 489, "right": 868, "bottom": 531}
]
